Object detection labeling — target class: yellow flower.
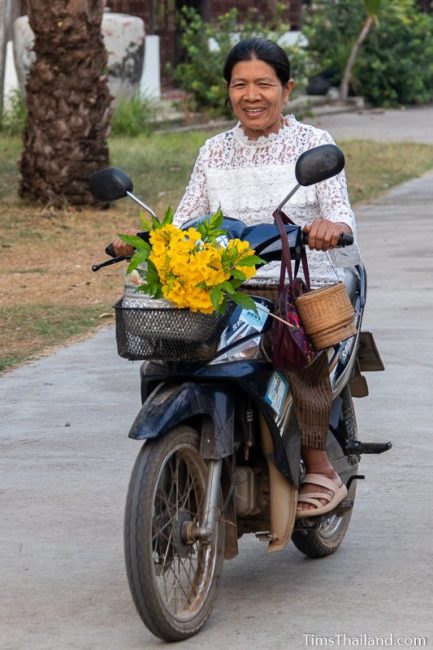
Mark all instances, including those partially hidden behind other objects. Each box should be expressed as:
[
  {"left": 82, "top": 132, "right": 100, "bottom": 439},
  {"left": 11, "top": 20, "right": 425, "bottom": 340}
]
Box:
[{"left": 139, "top": 220, "right": 261, "bottom": 314}]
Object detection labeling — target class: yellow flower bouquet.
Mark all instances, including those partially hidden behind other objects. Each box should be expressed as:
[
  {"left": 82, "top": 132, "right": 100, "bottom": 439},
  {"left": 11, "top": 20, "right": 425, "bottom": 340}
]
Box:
[{"left": 120, "top": 208, "right": 264, "bottom": 315}]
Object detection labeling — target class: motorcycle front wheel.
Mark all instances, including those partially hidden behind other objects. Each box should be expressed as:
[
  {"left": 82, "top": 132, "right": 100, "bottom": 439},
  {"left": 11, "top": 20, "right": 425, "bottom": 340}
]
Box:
[{"left": 124, "top": 425, "right": 225, "bottom": 641}]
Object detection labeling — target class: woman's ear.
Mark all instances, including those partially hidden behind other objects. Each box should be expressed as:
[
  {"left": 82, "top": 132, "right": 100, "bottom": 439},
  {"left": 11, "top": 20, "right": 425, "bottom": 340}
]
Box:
[{"left": 284, "top": 79, "right": 296, "bottom": 102}]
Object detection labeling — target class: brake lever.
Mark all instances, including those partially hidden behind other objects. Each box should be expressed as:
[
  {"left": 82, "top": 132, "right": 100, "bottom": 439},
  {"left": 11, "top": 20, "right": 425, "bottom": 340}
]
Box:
[{"left": 92, "top": 255, "right": 130, "bottom": 272}]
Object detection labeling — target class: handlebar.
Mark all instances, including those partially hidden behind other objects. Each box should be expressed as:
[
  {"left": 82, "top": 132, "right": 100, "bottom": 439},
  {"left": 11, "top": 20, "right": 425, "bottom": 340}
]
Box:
[{"left": 92, "top": 227, "right": 354, "bottom": 272}]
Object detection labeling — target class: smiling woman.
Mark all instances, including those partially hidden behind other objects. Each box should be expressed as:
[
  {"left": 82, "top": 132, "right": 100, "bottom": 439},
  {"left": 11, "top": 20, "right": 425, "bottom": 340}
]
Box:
[{"left": 171, "top": 37, "right": 361, "bottom": 519}]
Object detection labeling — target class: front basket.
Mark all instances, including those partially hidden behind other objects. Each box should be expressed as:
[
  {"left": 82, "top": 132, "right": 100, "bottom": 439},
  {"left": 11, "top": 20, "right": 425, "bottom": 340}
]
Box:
[{"left": 114, "top": 298, "right": 231, "bottom": 361}]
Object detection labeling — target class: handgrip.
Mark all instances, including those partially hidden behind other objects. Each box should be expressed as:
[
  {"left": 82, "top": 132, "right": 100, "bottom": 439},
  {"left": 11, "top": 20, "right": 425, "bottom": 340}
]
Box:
[
  {"left": 338, "top": 233, "right": 354, "bottom": 247},
  {"left": 302, "top": 232, "right": 354, "bottom": 247},
  {"left": 105, "top": 243, "right": 116, "bottom": 257}
]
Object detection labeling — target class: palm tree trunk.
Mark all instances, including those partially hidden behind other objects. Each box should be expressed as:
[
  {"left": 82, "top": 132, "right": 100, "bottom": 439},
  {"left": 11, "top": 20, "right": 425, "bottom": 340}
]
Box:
[
  {"left": 20, "top": 0, "right": 112, "bottom": 206},
  {"left": 339, "top": 15, "right": 374, "bottom": 102}
]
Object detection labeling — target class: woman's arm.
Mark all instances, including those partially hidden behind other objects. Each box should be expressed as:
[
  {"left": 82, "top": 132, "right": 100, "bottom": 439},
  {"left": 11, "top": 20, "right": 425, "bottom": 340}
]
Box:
[
  {"left": 306, "top": 131, "right": 357, "bottom": 252},
  {"left": 173, "top": 145, "right": 210, "bottom": 226}
]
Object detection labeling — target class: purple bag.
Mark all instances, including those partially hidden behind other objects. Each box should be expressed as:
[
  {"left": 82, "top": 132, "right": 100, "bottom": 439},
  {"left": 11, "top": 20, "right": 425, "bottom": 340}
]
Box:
[{"left": 271, "top": 209, "right": 317, "bottom": 372}]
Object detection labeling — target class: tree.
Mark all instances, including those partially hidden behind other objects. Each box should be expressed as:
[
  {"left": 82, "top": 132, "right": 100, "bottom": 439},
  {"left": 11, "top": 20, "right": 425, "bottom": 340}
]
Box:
[
  {"left": 20, "top": 0, "right": 111, "bottom": 207},
  {"left": 339, "top": 0, "right": 382, "bottom": 102}
]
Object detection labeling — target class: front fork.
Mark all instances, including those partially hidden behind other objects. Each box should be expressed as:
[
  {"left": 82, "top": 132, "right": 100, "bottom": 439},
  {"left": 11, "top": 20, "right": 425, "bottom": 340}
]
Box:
[{"left": 184, "top": 460, "right": 223, "bottom": 545}]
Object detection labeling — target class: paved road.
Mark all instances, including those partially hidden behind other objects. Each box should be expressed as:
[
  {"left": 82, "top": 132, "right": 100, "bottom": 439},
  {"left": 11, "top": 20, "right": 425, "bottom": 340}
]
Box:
[
  {"left": 2, "top": 110, "right": 433, "bottom": 649},
  {"left": 312, "top": 104, "right": 433, "bottom": 144}
]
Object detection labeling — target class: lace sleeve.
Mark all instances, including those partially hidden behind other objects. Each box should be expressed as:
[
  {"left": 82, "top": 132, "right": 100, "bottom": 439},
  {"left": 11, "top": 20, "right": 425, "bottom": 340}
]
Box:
[
  {"left": 313, "top": 131, "right": 357, "bottom": 235},
  {"left": 173, "top": 146, "right": 210, "bottom": 226}
]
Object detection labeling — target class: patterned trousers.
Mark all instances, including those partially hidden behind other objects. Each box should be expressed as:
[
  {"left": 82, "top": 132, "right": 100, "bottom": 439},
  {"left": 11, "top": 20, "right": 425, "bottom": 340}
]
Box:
[{"left": 288, "top": 351, "right": 332, "bottom": 450}]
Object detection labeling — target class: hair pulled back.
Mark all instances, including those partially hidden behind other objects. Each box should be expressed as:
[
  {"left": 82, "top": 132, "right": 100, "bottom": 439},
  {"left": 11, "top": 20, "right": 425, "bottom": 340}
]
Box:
[{"left": 223, "top": 38, "right": 291, "bottom": 86}]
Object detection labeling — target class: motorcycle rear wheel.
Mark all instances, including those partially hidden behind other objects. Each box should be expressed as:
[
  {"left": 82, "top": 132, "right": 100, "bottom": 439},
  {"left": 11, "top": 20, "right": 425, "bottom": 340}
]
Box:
[
  {"left": 124, "top": 426, "right": 225, "bottom": 641},
  {"left": 292, "top": 387, "right": 358, "bottom": 558}
]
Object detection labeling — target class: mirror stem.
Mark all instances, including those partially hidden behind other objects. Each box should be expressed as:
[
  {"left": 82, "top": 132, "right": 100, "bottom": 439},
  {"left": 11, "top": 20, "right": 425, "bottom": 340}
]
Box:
[
  {"left": 126, "top": 191, "right": 158, "bottom": 219},
  {"left": 276, "top": 183, "right": 300, "bottom": 211}
]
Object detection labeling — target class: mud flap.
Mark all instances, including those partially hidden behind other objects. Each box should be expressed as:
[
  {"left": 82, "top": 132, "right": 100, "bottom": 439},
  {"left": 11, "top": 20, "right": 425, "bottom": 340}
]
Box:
[
  {"left": 260, "top": 415, "right": 298, "bottom": 553},
  {"left": 350, "top": 332, "right": 385, "bottom": 397}
]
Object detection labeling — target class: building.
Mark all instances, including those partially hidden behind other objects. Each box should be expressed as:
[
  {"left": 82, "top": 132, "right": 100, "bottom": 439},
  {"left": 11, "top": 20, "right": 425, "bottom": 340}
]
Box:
[{"left": 108, "top": 1, "right": 303, "bottom": 83}]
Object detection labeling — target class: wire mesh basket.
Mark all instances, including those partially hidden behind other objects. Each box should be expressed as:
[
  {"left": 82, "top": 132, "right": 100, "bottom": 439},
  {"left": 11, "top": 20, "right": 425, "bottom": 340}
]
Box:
[{"left": 114, "top": 292, "right": 232, "bottom": 361}]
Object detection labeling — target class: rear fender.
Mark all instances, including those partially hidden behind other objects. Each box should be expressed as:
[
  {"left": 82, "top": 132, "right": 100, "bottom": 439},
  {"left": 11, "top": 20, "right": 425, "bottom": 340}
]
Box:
[{"left": 128, "top": 381, "right": 234, "bottom": 460}]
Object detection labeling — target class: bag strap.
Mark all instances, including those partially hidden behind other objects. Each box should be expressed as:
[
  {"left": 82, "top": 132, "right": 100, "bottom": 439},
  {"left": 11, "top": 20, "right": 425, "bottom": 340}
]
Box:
[{"left": 272, "top": 208, "right": 311, "bottom": 292}]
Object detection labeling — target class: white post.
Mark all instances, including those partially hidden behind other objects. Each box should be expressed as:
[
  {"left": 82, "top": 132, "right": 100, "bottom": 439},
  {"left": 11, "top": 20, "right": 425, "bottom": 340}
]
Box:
[
  {"left": 140, "top": 34, "right": 160, "bottom": 101},
  {"left": 0, "top": 0, "right": 12, "bottom": 115}
]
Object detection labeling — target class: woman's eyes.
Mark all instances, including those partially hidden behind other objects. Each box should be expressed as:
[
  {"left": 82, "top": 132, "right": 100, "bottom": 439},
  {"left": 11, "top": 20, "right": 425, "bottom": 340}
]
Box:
[{"left": 231, "top": 82, "right": 273, "bottom": 89}]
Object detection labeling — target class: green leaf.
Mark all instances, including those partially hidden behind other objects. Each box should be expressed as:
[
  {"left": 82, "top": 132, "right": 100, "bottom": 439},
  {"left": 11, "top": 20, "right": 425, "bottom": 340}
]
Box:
[
  {"left": 237, "top": 254, "right": 265, "bottom": 267},
  {"left": 210, "top": 287, "right": 222, "bottom": 311},
  {"left": 119, "top": 234, "right": 150, "bottom": 251},
  {"left": 126, "top": 258, "right": 146, "bottom": 275},
  {"left": 126, "top": 249, "right": 149, "bottom": 272},
  {"left": 216, "top": 297, "right": 226, "bottom": 314},
  {"left": 161, "top": 206, "right": 174, "bottom": 226},
  {"left": 151, "top": 216, "right": 162, "bottom": 230},
  {"left": 219, "top": 281, "right": 235, "bottom": 294},
  {"left": 135, "top": 284, "right": 152, "bottom": 295},
  {"left": 231, "top": 268, "right": 247, "bottom": 281},
  {"left": 146, "top": 259, "right": 160, "bottom": 283},
  {"left": 230, "top": 291, "right": 258, "bottom": 312},
  {"left": 139, "top": 214, "right": 152, "bottom": 231},
  {"left": 210, "top": 207, "right": 224, "bottom": 229},
  {"left": 196, "top": 223, "right": 207, "bottom": 238}
]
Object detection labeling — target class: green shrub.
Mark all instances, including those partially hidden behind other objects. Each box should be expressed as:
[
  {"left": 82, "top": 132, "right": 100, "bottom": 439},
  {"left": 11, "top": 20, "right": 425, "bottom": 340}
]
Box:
[
  {"left": 0, "top": 90, "right": 27, "bottom": 135},
  {"left": 110, "top": 93, "right": 155, "bottom": 137},
  {"left": 172, "top": 6, "right": 308, "bottom": 118},
  {"left": 357, "top": 9, "right": 433, "bottom": 106},
  {"left": 303, "top": 0, "right": 433, "bottom": 107}
]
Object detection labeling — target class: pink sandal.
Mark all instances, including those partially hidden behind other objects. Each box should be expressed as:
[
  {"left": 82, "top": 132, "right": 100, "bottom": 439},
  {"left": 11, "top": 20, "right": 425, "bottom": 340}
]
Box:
[{"left": 296, "top": 473, "right": 348, "bottom": 518}]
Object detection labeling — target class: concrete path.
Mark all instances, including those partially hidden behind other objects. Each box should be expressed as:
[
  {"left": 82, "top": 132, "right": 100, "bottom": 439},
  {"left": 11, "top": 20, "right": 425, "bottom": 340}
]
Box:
[
  {"left": 311, "top": 104, "right": 433, "bottom": 144},
  {"left": 2, "top": 110, "right": 433, "bottom": 648}
]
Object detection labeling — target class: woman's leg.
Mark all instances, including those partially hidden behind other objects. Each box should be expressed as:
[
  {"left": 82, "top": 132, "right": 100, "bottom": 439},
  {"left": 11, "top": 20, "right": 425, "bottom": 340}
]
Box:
[{"left": 289, "top": 352, "right": 345, "bottom": 515}]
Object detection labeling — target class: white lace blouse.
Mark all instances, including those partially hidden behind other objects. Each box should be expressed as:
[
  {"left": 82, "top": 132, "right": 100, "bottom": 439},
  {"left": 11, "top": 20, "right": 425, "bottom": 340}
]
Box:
[{"left": 174, "top": 115, "right": 362, "bottom": 287}]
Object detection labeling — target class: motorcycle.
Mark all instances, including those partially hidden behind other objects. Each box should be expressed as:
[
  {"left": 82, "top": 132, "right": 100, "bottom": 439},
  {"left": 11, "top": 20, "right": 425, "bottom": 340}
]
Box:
[{"left": 89, "top": 145, "right": 391, "bottom": 642}]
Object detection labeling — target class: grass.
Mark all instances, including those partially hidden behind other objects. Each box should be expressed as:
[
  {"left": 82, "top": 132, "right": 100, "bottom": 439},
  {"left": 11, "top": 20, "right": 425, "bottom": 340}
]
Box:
[
  {"left": 0, "top": 304, "right": 109, "bottom": 373},
  {"left": 2, "top": 130, "right": 433, "bottom": 373}
]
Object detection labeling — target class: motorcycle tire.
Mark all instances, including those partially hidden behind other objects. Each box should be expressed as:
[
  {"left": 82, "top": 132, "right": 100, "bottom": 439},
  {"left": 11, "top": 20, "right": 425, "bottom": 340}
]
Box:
[
  {"left": 291, "top": 387, "right": 358, "bottom": 558},
  {"left": 124, "top": 425, "right": 225, "bottom": 642}
]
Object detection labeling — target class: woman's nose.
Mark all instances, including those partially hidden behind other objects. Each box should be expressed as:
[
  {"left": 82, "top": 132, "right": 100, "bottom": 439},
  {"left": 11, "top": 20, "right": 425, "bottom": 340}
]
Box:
[{"left": 244, "top": 84, "right": 260, "bottom": 101}]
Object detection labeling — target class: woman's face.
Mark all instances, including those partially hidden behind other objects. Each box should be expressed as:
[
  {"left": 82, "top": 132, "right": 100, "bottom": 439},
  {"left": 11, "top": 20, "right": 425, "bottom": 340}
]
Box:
[{"left": 228, "top": 57, "right": 295, "bottom": 139}]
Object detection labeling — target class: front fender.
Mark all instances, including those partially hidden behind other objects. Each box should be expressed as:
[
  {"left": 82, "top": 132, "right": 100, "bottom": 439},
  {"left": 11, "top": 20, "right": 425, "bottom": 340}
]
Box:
[{"left": 128, "top": 381, "right": 234, "bottom": 459}]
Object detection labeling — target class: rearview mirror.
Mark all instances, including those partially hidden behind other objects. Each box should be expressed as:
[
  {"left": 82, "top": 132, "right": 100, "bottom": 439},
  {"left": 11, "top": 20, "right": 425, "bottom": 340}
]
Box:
[
  {"left": 88, "top": 167, "right": 133, "bottom": 202},
  {"left": 295, "top": 144, "right": 345, "bottom": 186}
]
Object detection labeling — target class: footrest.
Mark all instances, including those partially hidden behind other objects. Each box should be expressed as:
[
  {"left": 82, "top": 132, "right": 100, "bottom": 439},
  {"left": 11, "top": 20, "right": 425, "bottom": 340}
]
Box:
[{"left": 346, "top": 440, "right": 392, "bottom": 455}]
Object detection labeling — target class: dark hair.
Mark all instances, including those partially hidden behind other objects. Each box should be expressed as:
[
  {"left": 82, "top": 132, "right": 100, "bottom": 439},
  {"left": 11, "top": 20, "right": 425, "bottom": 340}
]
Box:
[{"left": 223, "top": 38, "right": 291, "bottom": 86}]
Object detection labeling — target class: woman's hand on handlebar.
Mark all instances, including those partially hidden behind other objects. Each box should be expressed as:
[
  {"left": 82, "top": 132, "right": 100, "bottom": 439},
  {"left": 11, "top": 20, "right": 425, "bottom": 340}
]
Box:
[
  {"left": 303, "top": 219, "right": 352, "bottom": 252},
  {"left": 112, "top": 228, "right": 139, "bottom": 257}
]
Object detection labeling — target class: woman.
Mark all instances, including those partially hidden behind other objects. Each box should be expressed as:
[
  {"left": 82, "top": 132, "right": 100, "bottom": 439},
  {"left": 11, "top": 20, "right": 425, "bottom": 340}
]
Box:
[{"left": 115, "top": 38, "right": 361, "bottom": 517}]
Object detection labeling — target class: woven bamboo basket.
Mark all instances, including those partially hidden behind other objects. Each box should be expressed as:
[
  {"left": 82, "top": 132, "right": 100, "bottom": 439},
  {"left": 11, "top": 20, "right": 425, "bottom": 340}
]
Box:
[{"left": 295, "top": 282, "right": 356, "bottom": 350}]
